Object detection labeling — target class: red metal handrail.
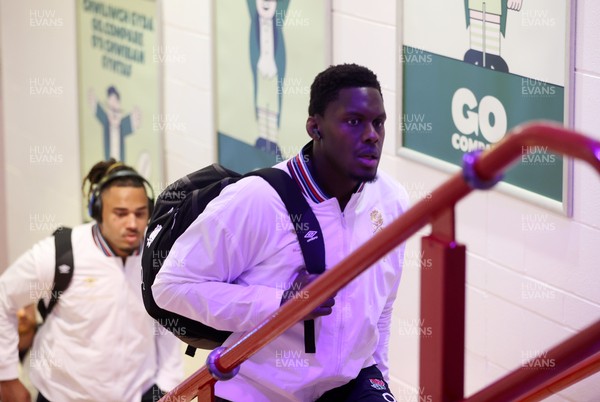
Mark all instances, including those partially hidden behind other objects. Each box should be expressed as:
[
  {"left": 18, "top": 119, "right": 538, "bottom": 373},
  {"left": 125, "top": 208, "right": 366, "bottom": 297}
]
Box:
[
  {"left": 462, "top": 322, "right": 600, "bottom": 401},
  {"left": 160, "top": 121, "right": 600, "bottom": 401},
  {"left": 519, "top": 351, "right": 600, "bottom": 401}
]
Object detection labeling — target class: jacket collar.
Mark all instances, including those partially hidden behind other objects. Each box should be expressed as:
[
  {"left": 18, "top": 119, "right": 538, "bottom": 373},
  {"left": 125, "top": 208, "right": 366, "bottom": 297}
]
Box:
[{"left": 286, "top": 142, "right": 365, "bottom": 204}]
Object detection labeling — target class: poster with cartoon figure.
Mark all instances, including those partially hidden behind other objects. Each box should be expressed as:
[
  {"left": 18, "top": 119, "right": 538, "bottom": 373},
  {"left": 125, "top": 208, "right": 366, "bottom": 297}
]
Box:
[
  {"left": 248, "top": 0, "right": 289, "bottom": 159},
  {"left": 88, "top": 86, "right": 142, "bottom": 161},
  {"left": 463, "top": 0, "right": 524, "bottom": 72},
  {"left": 216, "top": 0, "right": 331, "bottom": 173},
  {"left": 399, "top": 0, "right": 571, "bottom": 208},
  {"left": 77, "top": 0, "right": 161, "bottom": 211}
]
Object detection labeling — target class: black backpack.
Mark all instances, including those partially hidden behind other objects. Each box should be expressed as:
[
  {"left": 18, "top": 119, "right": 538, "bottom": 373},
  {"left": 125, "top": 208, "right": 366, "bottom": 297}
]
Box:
[
  {"left": 18, "top": 227, "right": 74, "bottom": 362},
  {"left": 141, "top": 164, "right": 325, "bottom": 356},
  {"left": 37, "top": 227, "right": 74, "bottom": 320}
]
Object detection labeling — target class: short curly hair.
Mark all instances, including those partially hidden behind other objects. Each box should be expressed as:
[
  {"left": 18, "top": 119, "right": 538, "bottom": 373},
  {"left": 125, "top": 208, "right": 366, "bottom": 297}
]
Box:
[{"left": 308, "top": 63, "right": 382, "bottom": 116}]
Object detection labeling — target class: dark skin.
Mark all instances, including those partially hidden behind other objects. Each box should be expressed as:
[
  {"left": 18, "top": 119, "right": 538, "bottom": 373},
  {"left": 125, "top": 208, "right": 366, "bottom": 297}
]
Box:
[
  {"left": 283, "top": 86, "right": 386, "bottom": 320},
  {"left": 305, "top": 87, "right": 386, "bottom": 211}
]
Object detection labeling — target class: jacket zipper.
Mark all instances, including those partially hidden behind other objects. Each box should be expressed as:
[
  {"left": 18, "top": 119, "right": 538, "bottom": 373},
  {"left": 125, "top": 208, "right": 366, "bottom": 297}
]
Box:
[{"left": 335, "top": 211, "right": 348, "bottom": 374}]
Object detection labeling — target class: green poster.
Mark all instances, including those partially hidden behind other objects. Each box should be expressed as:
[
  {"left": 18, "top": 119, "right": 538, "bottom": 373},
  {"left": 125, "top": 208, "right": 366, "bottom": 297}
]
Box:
[
  {"left": 216, "top": 0, "right": 330, "bottom": 173},
  {"left": 77, "top": 0, "right": 161, "bottom": 203},
  {"left": 400, "top": 0, "right": 570, "bottom": 205}
]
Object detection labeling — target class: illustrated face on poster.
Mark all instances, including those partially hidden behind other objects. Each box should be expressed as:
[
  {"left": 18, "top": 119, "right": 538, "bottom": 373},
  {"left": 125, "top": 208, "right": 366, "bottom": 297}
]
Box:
[
  {"left": 400, "top": 0, "right": 568, "bottom": 204},
  {"left": 256, "top": 0, "right": 277, "bottom": 18},
  {"left": 88, "top": 85, "right": 142, "bottom": 164}
]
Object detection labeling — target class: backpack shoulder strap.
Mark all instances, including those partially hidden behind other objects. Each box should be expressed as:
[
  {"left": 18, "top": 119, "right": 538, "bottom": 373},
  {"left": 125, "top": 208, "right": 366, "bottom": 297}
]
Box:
[
  {"left": 38, "top": 227, "right": 74, "bottom": 320},
  {"left": 248, "top": 168, "right": 325, "bottom": 275},
  {"left": 247, "top": 168, "right": 325, "bottom": 353}
]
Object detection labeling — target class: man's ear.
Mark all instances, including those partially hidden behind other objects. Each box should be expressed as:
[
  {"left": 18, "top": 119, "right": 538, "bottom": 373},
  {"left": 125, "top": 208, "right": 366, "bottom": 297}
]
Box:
[{"left": 306, "top": 117, "right": 321, "bottom": 141}]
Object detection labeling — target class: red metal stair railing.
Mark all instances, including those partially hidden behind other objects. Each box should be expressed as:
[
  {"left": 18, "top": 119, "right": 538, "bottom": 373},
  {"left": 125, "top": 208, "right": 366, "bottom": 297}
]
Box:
[{"left": 160, "top": 121, "right": 600, "bottom": 402}]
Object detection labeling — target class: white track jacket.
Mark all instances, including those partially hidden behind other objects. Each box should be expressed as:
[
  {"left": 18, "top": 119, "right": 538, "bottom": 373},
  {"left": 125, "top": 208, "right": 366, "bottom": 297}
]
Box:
[
  {"left": 0, "top": 223, "right": 183, "bottom": 401},
  {"left": 153, "top": 155, "right": 409, "bottom": 401}
]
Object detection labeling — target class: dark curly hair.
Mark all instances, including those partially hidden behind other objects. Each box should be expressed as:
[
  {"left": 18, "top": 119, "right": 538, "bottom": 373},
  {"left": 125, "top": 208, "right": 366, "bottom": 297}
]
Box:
[
  {"left": 308, "top": 63, "right": 382, "bottom": 116},
  {"left": 82, "top": 158, "right": 146, "bottom": 206}
]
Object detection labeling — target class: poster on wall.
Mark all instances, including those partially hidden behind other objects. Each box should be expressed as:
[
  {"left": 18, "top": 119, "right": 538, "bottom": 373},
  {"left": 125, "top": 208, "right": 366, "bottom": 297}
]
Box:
[
  {"left": 398, "top": 0, "right": 573, "bottom": 212},
  {"left": 216, "top": 0, "right": 331, "bottom": 173},
  {"left": 77, "top": 0, "right": 162, "bottom": 217}
]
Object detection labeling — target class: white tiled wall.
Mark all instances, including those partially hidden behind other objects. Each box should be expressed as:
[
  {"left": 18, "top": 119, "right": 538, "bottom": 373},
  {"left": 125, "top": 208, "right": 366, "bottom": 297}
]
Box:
[
  {"left": 161, "top": 0, "right": 214, "bottom": 182},
  {"left": 0, "top": 0, "right": 81, "bottom": 261},
  {"left": 2, "top": 0, "right": 599, "bottom": 400},
  {"left": 572, "top": 0, "right": 600, "bottom": 235},
  {"left": 0, "top": 46, "right": 6, "bottom": 269}
]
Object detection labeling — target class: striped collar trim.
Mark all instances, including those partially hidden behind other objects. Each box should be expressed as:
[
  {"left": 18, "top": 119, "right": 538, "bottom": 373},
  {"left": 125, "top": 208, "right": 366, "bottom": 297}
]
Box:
[
  {"left": 286, "top": 143, "right": 366, "bottom": 204},
  {"left": 92, "top": 224, "right": 141, "bottom": 257}
]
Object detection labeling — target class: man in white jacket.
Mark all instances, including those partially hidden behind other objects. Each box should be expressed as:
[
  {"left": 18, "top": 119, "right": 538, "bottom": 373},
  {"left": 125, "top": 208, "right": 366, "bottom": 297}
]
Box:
[
  {"left": 153, "top": 63, "right": 409, "bottom": 401},
  {"left": 0, "top": 160, "right": 183, "bottom": 402}
]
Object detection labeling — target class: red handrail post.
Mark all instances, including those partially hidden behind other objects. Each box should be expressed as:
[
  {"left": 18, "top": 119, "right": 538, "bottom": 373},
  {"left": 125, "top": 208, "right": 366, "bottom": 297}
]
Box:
[
  {"left": 197, "top": 381, "right": 215, "bottom": 401},
  {"left": 158, "top": 366, "right": 216, "bottom": 402},
  {"left": 420, "top": 207, "right": 466, "bottom": 402}
]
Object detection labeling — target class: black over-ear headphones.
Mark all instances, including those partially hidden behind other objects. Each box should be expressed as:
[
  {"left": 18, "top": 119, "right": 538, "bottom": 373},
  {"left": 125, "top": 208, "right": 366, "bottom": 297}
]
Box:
[{"left": 88, "top": 168, "right": 155, "bottom": 222}]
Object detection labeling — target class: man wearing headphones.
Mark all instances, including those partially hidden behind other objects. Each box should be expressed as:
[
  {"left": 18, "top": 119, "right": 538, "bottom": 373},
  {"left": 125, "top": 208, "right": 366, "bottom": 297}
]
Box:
[{"left": 0, "top": 159, "right": 183, "bottom": 402}]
